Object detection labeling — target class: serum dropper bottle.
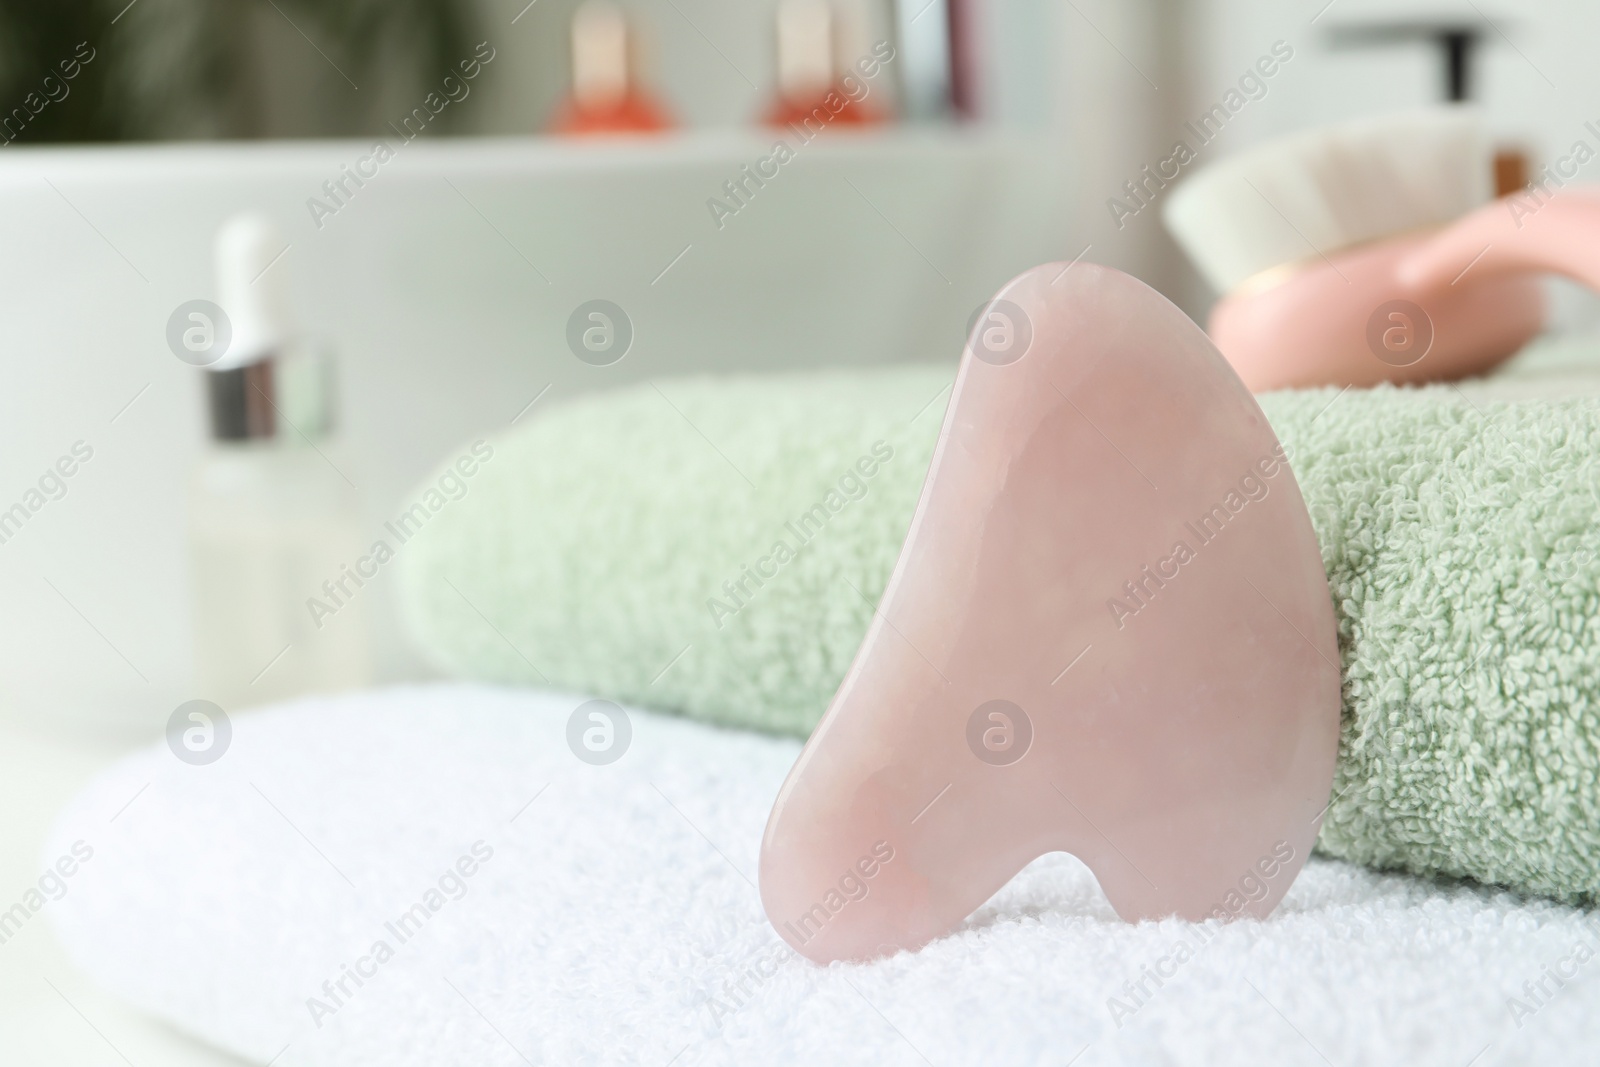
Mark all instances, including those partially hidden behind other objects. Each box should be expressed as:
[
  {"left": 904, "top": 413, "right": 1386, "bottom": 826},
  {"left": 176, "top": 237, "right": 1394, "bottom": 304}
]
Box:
[{"left": 187, "top": 213, "right": 371, "bottom": 711}]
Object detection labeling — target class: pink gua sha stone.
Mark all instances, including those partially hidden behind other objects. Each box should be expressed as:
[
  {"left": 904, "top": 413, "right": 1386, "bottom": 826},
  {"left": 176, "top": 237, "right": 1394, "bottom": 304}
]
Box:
[{"left": 759, "top": 263, "right": 1342, "bottom": 965}]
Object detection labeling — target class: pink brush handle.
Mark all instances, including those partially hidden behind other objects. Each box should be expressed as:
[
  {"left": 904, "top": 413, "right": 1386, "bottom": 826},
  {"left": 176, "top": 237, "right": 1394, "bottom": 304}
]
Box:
[{"left": 1399, "top": 187, "right": 1600, "bottom": 293}]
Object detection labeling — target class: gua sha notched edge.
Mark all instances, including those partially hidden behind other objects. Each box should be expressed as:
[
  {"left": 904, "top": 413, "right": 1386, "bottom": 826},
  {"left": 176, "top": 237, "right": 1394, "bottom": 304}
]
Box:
[{"left": 758, "top": 263, "right": 1341, "bottom": 964}]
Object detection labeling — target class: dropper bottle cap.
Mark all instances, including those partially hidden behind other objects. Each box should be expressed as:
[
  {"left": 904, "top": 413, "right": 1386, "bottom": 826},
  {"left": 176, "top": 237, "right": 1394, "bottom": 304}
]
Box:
[
  {"left": 206, "top": 213, "right": 332, "bottom": 443},
  {"left": 215, "top": 213, "right": 292, "bottom": 370}
]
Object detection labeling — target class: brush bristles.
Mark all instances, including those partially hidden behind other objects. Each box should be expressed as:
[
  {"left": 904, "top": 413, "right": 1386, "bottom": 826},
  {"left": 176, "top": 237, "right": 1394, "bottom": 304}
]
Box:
[{"left": 1163, "top": 106, "right": 1492, "bottom": 294}]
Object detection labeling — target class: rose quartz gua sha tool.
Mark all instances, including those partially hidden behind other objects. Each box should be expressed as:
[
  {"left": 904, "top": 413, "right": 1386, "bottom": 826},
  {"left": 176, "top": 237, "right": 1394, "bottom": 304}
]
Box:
[{"left": 759, "top": 263, "right": 1341, "bottom": 964}]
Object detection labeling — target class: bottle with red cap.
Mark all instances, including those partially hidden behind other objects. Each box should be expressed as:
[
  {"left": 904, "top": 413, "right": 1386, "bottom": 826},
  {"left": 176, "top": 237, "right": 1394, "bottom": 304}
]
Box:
[
  {"left": 764, "top": 0, "right": 885, "bottom": 130},
  {"left": 549, "top": 1, "right": 673, "bottom": 136}
]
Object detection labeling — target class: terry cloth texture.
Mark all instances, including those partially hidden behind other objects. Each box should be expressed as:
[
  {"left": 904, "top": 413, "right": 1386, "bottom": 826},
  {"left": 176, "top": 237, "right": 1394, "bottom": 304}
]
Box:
[
  {"left": 45, "top": 685, "right": 1600, "bottom": 1067},
  {"left": 396, "top": 357, "right": 1600, "bottom": 905}
]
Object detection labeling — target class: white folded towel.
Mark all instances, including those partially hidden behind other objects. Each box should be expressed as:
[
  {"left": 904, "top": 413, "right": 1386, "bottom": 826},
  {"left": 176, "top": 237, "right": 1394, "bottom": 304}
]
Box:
[{"left": 44, "top": 684, "right": 1600, "bottom": 1066}]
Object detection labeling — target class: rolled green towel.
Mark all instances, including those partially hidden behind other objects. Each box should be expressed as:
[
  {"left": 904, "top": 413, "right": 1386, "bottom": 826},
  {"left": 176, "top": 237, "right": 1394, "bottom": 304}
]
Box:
[{"left": 398, "top": 362, "right": 1600, "bottom": 904}]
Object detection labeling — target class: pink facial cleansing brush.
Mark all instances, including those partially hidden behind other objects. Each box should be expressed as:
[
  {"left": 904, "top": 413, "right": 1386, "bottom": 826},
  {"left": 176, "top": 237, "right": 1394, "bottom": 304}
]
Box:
[
  {"left": 758, "top": 263, "right": 1341, "bottom": 964},
  {"left": 1396, "top": 187, "right": 1600, "bottom": 298},
  {"left": 1164, "top": 108, "right": 1600, "bottom": 392},
  {"left": 1209, "top": 189, "right": 1600, "bottom": 391},
  {"left": 1207, "top": 233, "right": 1545, "bottom": 391}
]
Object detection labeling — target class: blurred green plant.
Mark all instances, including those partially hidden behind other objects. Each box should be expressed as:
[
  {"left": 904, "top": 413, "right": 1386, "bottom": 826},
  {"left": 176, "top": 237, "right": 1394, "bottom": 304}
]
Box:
[{"left": 0, "top": 0, "right": 477, "bottom": 142}]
